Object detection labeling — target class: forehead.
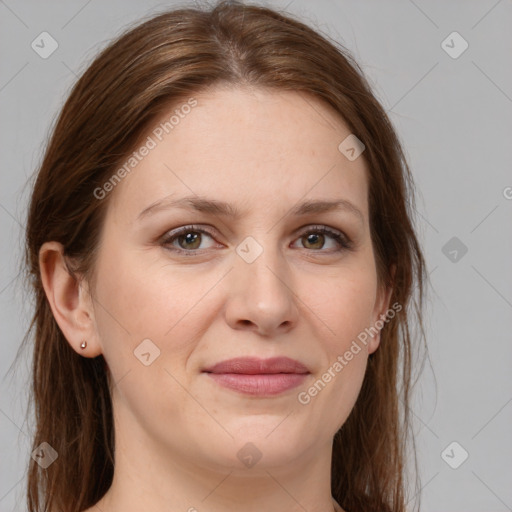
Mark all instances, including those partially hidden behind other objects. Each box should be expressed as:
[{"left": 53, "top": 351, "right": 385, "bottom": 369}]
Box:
[{"left": 107, "top": 85, "right": 369, "bottom": 223}]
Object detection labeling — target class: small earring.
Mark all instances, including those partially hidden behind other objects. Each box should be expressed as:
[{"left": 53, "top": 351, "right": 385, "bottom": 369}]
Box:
[{"left": 80, "top": 340, "right": 87, "bottom": 349}]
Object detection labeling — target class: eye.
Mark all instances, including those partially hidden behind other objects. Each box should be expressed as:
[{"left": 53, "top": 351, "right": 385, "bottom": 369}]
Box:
[
  {"left": 291, "top": 226, "right": 352, "bottom": 253},
  {"left": 161, "top": 225, "right": 219, "bottom": 254},
  {"left": 160, "top": 224, "right": 353, "bottom": 256}
]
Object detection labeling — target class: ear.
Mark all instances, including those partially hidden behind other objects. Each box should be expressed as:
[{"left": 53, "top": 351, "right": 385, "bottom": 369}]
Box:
[
  {"left": 39, "top": 241, "right": 102, "bottom": 358},
  {"left": 367, "top": 264, "right": 396, "bottom": 355}
]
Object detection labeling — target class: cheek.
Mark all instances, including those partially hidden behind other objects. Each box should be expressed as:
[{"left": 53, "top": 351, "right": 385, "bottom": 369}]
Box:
[
  {"left": 303, "top": 263, "right": 377, "bottom": 348},
  {"left": 298, "top": 270, "right": 375, "bottom": 431},
  {"left": 92, "top": 248, "right": 222, "bottom": 372},
  {"left": 90, "top": 250, "right": 207, "bottom": 424}
]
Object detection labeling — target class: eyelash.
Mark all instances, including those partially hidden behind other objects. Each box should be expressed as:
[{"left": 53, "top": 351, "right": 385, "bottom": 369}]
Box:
[{"left": 160, "top": 224, "right": 353, "bottom": 256}]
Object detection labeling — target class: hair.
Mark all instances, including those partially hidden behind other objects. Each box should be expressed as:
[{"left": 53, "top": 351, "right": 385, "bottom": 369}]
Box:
[{"left": 17, "top": 1, "right": 429, "bottom": 511}]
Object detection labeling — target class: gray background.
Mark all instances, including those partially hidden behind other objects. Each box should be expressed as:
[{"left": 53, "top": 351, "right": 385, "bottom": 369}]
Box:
[{"left": 1, "top": 0, "right": 511, "bottom": 510}]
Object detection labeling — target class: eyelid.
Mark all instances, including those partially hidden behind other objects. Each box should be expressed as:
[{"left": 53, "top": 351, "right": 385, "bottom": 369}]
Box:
[
  {"left": 160, "top": 224, "right": 220, "bottom": 254},
  {"left": 293, "top": 224, "right": 353, "bottom": 251}
]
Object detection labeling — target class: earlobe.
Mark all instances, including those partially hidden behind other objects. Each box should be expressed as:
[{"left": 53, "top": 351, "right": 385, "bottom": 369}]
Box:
[{"left": 38, "top": 241, "right": 102, "bottom": 357}]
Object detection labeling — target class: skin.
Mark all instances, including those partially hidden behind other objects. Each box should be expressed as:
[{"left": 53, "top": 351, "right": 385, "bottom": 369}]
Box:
[{"left": 40, "top": 85, "right": 392, "bottom": 512}]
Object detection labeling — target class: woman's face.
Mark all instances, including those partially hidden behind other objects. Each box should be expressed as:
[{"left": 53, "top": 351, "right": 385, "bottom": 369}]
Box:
[{"left": 87, "top": 86, "right": 391, "bottom": 472}]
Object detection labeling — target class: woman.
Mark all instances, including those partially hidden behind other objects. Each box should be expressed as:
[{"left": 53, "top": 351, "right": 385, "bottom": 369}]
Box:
[{"left": 23, "top": 1, "right": 428, "bottom": 511}]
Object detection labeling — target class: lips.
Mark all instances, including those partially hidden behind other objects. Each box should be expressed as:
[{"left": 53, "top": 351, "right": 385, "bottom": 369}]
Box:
[
  {"left": 202, "top": 356, "right": 310, "bottom": 375},
  {"left": 202, "top": 357, "right": 310, "bottom": 396}
]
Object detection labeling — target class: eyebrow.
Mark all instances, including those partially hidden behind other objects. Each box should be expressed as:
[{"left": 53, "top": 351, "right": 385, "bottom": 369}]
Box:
[{"left": 137, "top": 195, "right": 364, "bottom": 223}]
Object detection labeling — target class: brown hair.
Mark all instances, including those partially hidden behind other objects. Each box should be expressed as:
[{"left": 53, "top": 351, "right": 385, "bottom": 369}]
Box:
[{"left": 18, "top": 1, "right": 428, "bottom": 511}]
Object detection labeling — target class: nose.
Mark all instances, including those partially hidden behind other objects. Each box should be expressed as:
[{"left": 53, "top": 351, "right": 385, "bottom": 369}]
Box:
[{"left": 224, "top": 241, "right": 299, "bottom": 337}]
